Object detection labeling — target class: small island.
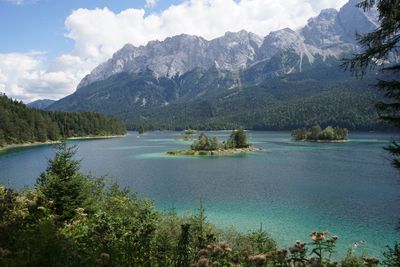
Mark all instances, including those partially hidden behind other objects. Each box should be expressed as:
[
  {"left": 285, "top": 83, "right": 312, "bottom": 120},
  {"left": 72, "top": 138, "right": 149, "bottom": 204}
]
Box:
[
  {"left": 175, "top": 129, "right": 197, "bottom": 141},
  {"left": 291, "top": 125, "right": 349, "bottom": 142},
  {"left": 183, "top": 129, "right": 196, "bottom": 135},
  {"left": 168, "top": 128, "right": 259, "bottom": 156}
]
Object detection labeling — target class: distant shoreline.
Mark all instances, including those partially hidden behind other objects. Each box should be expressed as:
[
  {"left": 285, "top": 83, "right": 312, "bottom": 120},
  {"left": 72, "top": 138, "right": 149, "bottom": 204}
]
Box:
[
  {"left": 0, "top": 134, "right": 126, "bottom": 152},
  {"left": 295, "top": 139, "right": 350, "bottom": 143}
]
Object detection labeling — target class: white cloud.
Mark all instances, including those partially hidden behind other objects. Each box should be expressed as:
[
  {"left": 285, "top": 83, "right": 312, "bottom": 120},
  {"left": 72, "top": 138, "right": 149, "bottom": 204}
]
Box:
[
  {"left": 64, "top": 0, "right": 348, "bottom": 63},
  {"left": 0, "top": 52, "right": 92, "bottom": 103},
  {"left": 145, "top": 0, "right": 158, "bottom": 8},
  {"left": 1, "top": 0, "right": 349, "bottom": 102}
]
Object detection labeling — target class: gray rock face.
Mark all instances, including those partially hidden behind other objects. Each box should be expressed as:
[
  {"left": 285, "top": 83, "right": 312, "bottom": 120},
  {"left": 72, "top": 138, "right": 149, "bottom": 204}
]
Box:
[
  {"left": 77, "top": 0, "right": 378, "bottom": 89},
  {"left": 301, "top": 9, "right": 344, "bottom": 47},
  {"left": 259, "top": 28, "right": 314, "bottom": 63},
  {"left": 78, "top": 31, "right": 263, "bottom": 88},
  {"left": 337, "top": 0, "right": 379, "bottom": 42}
]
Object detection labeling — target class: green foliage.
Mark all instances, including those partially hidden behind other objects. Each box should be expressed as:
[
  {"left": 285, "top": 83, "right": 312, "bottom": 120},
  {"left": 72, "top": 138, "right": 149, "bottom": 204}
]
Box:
[
  {"left": 190, "top": 129, "right": 250, "bottom": 152},
  {"left": 0, "top": 93, "right": 126, "bottom": 147},
  {"left": 225, "top": 128, "right": 249, "bottom": 148},
  {"left": 292, "top": 125, "right": 348, "bottom": 141},
  {"left": 382, "top": 243, "right": 400, "bottom": 267},
  {"left": 340, "top": 249, "right": 364, "bottom": 267},
  {"left": 246, "top": 225, "right": 276, "bottom": 254},
  {"left": 175, "top": 224, "right": 192, "bottom": 267},
  {"left": 125, "top": 74, "right": 387, "bottom": 132},
  {"left": 191, "top": 133, "right": 221, "bottom": 151},
  {"left": 36, "top": 142, "right": 99, "bottom": 220},
  {"left": 343, "top": 1, "right": 400, "bottom": 167}
]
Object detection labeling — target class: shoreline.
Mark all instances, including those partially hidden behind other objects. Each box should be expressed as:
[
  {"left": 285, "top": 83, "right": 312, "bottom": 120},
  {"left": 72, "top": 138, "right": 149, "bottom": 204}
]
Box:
[
  {"left": 0, "top": 134, "right": 126, "bottom": 152},
  {"left": 296, "top": 139, "right": 350, "bottom": 143},
  {"left": 166, "top": 146, "right": 261, "bottom": 156}
]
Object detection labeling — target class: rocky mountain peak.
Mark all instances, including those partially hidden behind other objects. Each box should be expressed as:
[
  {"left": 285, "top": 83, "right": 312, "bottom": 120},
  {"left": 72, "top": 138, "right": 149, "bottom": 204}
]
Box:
[
  {"left": 259, "top": 28, "right": 313, "bottom": 63},
  {"left": 337, "top": 0, "right": 379, "bottom": 42},
  {"left": 77, "top": 0, "right": 378, "bottom": 89}
]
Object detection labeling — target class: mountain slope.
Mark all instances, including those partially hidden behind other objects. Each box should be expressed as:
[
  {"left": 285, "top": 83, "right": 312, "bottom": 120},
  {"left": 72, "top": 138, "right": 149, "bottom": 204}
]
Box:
[
  {"left": 48, "top": 0, "right": 386, "bottom": 131},
  {"left": 121, "top": 65, "right": 387, "bottom": 131},
  {"left": 27, "top": 99, "right": 56, "bottom": 110}
]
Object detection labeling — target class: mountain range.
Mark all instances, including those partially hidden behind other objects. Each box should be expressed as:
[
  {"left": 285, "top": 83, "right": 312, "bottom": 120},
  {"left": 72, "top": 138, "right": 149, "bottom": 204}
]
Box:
[
  {"left": 48, "top": 0, "right": 388, "bottom": 131},
  {"left": 28, "top": 99, "right": 56, "bottom": 110}
]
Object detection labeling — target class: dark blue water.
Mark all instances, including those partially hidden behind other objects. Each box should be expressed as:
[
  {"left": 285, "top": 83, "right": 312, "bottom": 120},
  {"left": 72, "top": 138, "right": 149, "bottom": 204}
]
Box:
[{"left": 1, "top": 131, "right": 399, "bottom": 257}]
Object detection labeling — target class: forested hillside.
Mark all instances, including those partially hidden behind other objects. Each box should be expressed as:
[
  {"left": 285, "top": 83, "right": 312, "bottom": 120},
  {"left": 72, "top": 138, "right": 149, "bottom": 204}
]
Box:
[
  {"left": 122, "top": 69, "right": 390, "bottom": 131},
  {"left": 0, "top": 94, "right": 126, "bottom": 147}
]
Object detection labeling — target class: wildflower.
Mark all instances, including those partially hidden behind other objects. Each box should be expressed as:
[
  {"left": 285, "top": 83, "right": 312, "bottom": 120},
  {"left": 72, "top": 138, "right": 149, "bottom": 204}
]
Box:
[
  {"left": 213, "top": 246, "right": 224, "bottom": 256},
  {"left": 310, "top": 231, "right": 326, "bottom": 241},
  {"left": 17, "top": 208, "right": 29, "bottom": 218},
  {"left": 197, "top": 257, "right": 208, "bottom": 267},
  {"left": 273, "top": 249, "right": 288, "bottom": 263},
  {"left": 363, "top": 256, "right": 379, "bottom": 266},
  {"left": 37, "top": 206, "right": 45, "bottom": 211},
  {"left": 0, "top": 248, "right": 11, "bottom": 257},
  {"left": 217, "top": 241, "right": 229, "bottom": 250},
  {"left": 309, "top": 258, "right": 323, "bottom": 267},
  {"left": 197, "top": 249, "right": 209, "bottom": 258},
  {"left": 254, "top": 254, "right": 267, "bottom": 264}
]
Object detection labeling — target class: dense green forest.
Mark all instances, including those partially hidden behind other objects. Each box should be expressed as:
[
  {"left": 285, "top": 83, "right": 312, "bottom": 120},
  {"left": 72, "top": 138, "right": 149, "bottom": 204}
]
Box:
[
  {"left": 124, "top": 83, "right": 386, "bottom": 131},
  {"left": 1, "top": 143, "right": 399, "bottom": 266},
  {"left": 0, "top": 94, "right": 126, "bottom": 147},
  {"left": 47, "top": 61, "right": 392, "bottom": 132}
]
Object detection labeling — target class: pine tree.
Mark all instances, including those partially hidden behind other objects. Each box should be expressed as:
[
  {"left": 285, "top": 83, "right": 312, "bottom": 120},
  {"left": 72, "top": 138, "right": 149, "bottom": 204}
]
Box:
[
  {"left": 343, "top": 0, "right": 400, "bottom": 167},
  {"left": 36, "top": 142, "right": 93, "bottom": 221}
]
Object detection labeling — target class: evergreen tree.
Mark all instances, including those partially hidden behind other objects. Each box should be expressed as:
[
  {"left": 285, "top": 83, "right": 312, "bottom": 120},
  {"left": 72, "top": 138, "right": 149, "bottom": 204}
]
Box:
[
  {"left": 226, "top": 128, "right": 249, "bottom": 148},
  {"left": 36, "top": 142, "right": 93, "bottom": 221},
  {"left": 175, "top": 224, "right": 191, "bottom": 267},
  {"left": 343, "top": 0, "right": 400, "bottom": 167},
  {"left": 383, "top": 243, "right": 400, "bottom": 267}
]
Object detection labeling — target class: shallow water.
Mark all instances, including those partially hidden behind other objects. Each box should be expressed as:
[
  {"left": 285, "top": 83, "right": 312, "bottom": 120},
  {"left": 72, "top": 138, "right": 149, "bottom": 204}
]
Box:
[{"left": 1, "top": 131, "right": 399, "bottom": 257}]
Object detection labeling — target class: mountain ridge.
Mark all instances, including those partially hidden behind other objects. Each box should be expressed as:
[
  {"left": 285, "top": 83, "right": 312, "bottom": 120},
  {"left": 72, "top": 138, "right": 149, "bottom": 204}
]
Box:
[
  {"left": 75, "top": 0, "right": 377, "bottom": 89},
  {"left": 48, "top": 0, "right": 387, "bottom": 131}
]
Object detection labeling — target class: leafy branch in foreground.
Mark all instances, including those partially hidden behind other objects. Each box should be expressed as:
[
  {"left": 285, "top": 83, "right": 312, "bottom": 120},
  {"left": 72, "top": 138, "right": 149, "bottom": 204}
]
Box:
[{"left": 342, "top": 0, "right": 400, "bottom": 168}]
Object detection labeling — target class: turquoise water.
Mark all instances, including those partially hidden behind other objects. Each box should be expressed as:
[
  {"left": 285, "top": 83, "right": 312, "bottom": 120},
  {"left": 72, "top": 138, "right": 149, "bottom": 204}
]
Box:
[{"left": 0, "top": 131, "right": 399, "bottom": 257}]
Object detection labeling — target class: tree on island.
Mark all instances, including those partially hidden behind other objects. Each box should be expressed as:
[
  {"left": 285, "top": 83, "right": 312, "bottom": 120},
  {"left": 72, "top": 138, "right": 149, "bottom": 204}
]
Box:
[
  {"left": 190, "top": 133, "right": 220, "bottom": 151},
  {"left": 292, "top": 125, "right": 348, "bottom": 141},
  {"left": 225, "top": 128, "right": 249, "bottom": 149},
  {"left": 190, "top": 129, "right": 250, "bottom": 151}
]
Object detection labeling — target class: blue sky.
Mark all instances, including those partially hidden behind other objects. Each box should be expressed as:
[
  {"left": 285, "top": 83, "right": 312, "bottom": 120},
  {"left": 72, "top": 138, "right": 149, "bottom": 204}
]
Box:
[
  {"left": 0, "top": 0, "right": 181, "bottom": 58},
  {"left": 0, "top": 0, "right": 349, "bottom": 102}
]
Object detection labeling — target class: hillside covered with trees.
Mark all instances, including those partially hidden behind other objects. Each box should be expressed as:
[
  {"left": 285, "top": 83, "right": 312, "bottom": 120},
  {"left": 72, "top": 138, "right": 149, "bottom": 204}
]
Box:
[{"left": 0, "top": 94, "right": 126, "bottom": 147}]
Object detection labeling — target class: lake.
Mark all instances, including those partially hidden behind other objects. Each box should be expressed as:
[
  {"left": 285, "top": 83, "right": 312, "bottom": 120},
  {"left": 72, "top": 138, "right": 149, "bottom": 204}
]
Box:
[{"left": 1, "top": 131, "right": 399, "bottom": 257}]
